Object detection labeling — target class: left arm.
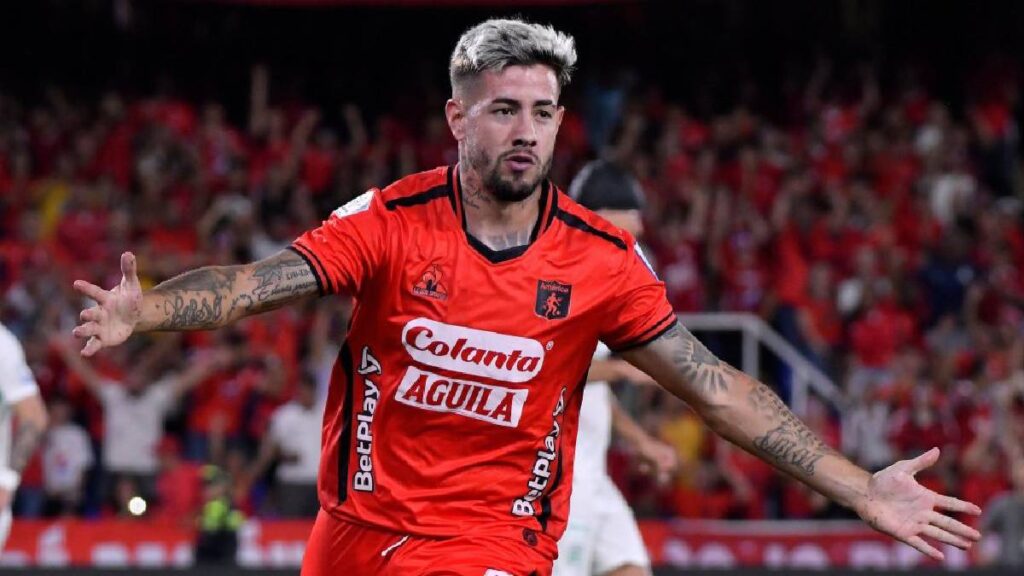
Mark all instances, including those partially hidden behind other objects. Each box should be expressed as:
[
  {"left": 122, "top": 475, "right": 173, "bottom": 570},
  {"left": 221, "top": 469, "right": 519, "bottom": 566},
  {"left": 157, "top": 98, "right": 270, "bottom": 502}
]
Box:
[{"left": 621, "top": 321, "right": 981, "bottom": 560}]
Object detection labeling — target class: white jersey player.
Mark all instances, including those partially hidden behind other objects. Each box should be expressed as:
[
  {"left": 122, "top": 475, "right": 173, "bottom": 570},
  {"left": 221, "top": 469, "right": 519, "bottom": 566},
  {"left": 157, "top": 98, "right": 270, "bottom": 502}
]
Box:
[
  {"left": 555, "top": 160, "right": 678, "bottom": 576},
  {"left": 0, "top": 324, "right": 48, "bottom": 549}
]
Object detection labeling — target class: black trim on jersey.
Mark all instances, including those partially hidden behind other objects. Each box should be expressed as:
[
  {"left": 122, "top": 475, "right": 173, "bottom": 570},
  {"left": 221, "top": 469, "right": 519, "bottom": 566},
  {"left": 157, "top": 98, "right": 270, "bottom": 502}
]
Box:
[
  {"left": 528, "top": 181, "right": 550, "bottom": 243},
  {"left": 545, "top": 187, "right": 559, "bottom": 230},
  {"left": 612, "top": 317, "right": 679, "bottom": 353},
  {"left": 537, "top": 455, "right": 561, "bottom": 532},
  {"left": 337, "top": 342, "right": 355, "bottom": 504},
  {"left": 286, "top": 246, "right": 325, "bottom": 297},
  {"left": 554, "top": 209, "right": 628, "bottom": 250},
  {"left": 451, "top": 164, "right": 557, "bottom": 264},
  {"left": 445, "top": 164, "right": 457, "bottom": 213},
  {"left": 464, "top": 234, "right": 530, "bottom": 264},
  {"left": 626, "top": 310, "right": 677, "bottom": 347},
  {"left": 384, "top": 185, "right": 449, "bottom": 211},
  {"left": 537, "top": 371, "right": 585, "bottom": 533},
  {"left": 291, "top": 242, "right": 336, "bottom": 295}
]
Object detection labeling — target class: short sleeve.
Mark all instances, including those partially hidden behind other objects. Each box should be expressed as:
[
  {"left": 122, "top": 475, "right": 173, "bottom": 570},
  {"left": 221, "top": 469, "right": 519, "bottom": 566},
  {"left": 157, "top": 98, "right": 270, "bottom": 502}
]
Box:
[
  {"left": 598, "top": 241, "right": 677, "bottom": 352},
  {"left": 0, "top": 332, "right": 39, "bottom": 405},
  {"left": 290, "top": 189, "right": 389, "bottom": 296}
]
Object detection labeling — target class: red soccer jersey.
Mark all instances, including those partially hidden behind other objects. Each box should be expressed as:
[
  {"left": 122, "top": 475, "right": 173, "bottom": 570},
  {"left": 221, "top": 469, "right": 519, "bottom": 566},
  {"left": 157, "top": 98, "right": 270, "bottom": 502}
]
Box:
[{"left": 291, "top": 165, "right": 675, "bottom": 549}]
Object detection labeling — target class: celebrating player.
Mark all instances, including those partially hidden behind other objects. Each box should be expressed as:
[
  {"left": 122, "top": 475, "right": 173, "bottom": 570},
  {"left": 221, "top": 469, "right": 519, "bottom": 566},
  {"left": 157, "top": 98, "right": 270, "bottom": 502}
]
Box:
[{"left": 73, "top": 18, "right": 981, "bottom": 575}]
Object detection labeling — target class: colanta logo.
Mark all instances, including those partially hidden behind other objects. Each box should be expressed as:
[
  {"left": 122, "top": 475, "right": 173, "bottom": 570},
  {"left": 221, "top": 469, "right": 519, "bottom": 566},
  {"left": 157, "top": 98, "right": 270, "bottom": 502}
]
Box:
[{"left": 401, "top": 318, "right": 544, "bottom": 383}]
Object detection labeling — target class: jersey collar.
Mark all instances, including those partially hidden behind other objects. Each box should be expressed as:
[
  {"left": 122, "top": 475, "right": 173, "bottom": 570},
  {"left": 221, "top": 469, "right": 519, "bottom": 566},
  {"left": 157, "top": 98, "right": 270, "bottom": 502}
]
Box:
[{"left": 446, "top": 164, "right": 558, "bottom": 264}]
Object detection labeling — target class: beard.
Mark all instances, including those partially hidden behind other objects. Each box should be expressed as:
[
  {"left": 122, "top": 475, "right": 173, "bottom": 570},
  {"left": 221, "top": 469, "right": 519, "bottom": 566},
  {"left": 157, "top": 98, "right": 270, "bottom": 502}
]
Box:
[{"left": 468, "top": 146, "right": 552, "bottom": 203}]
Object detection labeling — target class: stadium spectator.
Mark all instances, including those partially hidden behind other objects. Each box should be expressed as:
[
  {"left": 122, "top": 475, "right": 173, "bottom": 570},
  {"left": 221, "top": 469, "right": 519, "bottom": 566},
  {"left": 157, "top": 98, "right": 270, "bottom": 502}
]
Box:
[
  {"left": 980, "top": 459, "right": 1024, "bottom": 567},
  {"left": 246, "top": 373, "right": 322, "bottom": 518},
  {"left": 41, "top": 397, "right": 93, "bottom": 516},
  {"left": 51, "top": 336, "right": 231, "bottom": 510}
]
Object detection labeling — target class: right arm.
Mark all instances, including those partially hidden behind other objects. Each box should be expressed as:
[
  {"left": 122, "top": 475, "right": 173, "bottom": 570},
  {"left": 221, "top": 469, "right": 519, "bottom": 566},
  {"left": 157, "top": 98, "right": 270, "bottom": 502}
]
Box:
[{"left": 73, "top": 249, "right": 318, "bottom": 356}]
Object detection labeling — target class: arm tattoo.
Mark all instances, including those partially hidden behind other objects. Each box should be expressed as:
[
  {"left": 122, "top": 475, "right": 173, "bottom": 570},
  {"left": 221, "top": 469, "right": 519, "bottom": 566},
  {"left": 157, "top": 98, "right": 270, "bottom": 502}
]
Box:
[
  {"left": 748, "top": 382, "right": 840, "bottom": 477},
  {"left": 661, "top": 322, "right": 737, "bottom": 396},
  {"left": 152, "top": 251, "right": 318, "bottom": 330},
  {"left": 652, "top": 322, "right": 840, "bottom": 479},
  {"left": 9, "top": 419, "right": 43, "bottom": 473},
  {"left": 250, "top": 255, "right": 316, "bottom": 303}
]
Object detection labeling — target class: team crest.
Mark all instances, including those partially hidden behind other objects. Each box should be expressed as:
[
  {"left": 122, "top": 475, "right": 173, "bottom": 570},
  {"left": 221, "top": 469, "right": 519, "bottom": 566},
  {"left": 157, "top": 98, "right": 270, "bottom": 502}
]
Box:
[
  {"left": 413, "top": 263, "right": 448, "bottom": 301},
  {"left": 535, "top": 280, "right": 571, "bottom": 320}
]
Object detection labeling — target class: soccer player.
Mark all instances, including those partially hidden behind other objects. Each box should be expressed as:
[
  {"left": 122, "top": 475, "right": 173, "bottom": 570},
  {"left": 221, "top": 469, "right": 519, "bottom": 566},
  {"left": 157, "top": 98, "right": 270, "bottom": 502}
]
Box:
[
  {"left": 73, "top": 18, "right": 981, "bottom": 576},
  {"left": 0, "top": 323, "right": 48, "bottom": 549},
  {"left": 554, "top": 159, "right": 675, "bottom": 576}
]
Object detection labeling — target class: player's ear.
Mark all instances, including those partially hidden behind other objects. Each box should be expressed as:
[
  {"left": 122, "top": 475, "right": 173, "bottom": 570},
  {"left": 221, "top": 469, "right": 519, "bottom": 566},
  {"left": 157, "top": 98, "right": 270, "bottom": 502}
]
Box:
[{"left": 445, "top": 98, "right": 466, "bottom": 141}]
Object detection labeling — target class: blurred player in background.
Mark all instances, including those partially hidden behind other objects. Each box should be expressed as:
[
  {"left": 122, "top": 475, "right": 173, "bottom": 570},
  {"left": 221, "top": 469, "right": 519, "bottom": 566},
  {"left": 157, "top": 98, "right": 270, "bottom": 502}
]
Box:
[
  {"left": 554, "top": 159, "right": 677, "bottom": 576},
  {"left": 0, "top": 323, "right": 48, "bottom": 549},
  {"left": 73, "top": 17, "right": 982, "bottom": 576}
]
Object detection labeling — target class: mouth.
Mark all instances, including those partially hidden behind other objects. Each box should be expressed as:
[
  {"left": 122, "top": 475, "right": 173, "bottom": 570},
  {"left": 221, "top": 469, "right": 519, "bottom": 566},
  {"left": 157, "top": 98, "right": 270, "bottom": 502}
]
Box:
[{"left": 504, "top": 153, "right": 536, "bottom": 171}]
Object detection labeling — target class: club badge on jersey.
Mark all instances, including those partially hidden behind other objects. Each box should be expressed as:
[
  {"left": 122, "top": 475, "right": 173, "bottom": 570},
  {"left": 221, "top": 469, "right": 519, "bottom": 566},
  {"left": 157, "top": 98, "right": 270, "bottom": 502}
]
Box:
[{"left": 535, "top": 280, "right": 572, "bottom": 320}]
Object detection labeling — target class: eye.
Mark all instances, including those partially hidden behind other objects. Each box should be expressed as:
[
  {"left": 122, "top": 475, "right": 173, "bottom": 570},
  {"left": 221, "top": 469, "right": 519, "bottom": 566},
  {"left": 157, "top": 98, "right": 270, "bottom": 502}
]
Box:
[
  {"left": 537, "top": 110, "right": 553, "bottom": 119},
  {"left": 495, "top": 108, "right": 514, "bottom": 116}
]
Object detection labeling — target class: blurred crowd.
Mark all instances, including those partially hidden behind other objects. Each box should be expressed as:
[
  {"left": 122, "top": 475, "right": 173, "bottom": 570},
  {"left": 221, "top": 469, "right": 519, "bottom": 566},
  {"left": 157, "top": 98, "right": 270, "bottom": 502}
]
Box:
[{"left": 1, "top": 59, "right": 1023, "bottom": 539}]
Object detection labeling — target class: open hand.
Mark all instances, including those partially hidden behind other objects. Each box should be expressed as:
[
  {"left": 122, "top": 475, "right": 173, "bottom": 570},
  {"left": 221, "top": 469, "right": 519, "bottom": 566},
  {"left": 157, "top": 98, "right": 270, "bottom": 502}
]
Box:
[
  {"left": 855, "top": 448, "right": 982, "bottom": 560},
  {"left": 72, "top": 252, "right": 143, "bottom": 357}
]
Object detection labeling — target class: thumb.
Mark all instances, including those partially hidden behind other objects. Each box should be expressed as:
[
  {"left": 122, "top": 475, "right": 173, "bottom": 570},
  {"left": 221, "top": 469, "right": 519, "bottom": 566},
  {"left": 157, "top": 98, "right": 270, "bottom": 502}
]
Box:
[
  {"left": 120, "top": 252, "right": 140, "bottom": 289},
  {"left": 905, "top": 447, "right": 940, "bottom": 475}
]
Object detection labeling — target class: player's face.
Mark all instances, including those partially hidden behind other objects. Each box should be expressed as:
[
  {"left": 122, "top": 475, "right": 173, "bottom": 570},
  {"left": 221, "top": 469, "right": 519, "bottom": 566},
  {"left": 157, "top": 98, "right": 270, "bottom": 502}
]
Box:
[{"left": 448, "top": 65, "right": 564, "bottom": 203}]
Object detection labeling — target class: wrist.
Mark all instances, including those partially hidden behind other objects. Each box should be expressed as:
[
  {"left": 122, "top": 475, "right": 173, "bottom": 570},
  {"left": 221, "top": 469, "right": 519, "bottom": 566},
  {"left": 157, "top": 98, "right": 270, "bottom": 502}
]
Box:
[
  {"left": 0, "top": 469, "right": 20, "bottom": 492},
  {"left": 843, "top": 469, "right": 875, "bottom": 514}
]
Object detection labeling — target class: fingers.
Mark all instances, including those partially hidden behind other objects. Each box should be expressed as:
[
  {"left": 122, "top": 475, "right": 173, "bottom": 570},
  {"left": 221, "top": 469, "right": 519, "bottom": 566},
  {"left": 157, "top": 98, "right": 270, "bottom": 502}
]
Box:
[
  {"left": 921, "top": 525, "right": 972, "bottom": 550},
  {"left": 120, "top": 252, "right": 140, "bottom": 290},
  {"left": 82, "top": 337, "right": 103, "bottom": 357},
  {"left": 73, "top": 280, "right": 110, "bottom": 305},
  {"left": 80, "top": 307, "right": 103, "bottom": 323},
  {"left": 905, "top": 535, "right": 944, "bottom": 561},
  {"left": 905, "top": 447, "right": 940, "bottom": 475},
  {"left": 934, "top": 493, "right": 982, "bottom": 516},
  {"left": 72, "top": 322, "right": 100, "bottom": 340},
  {"left": 926, "top": 511, "right": 981, "bottom": 541}
]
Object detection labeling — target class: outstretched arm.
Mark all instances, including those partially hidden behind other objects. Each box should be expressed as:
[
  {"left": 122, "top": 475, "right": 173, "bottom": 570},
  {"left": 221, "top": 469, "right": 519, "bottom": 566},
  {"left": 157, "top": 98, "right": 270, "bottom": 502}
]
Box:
[
  {"left": 621, "top": 321, "right": 981, "bottom": 560},
  {"left": 72, "top": 250, "right": 318, "bottom": 356}
]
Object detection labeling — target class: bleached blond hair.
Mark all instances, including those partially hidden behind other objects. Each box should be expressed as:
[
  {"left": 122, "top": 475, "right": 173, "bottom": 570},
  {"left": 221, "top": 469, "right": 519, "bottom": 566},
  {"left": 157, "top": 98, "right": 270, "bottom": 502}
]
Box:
[{"left": 449, "top": 18, "right": 577, "bottom": 93}]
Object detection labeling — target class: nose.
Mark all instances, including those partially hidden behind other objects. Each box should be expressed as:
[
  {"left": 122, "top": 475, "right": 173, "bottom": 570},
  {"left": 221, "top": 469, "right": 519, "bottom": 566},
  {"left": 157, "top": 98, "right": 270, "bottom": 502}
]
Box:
[{"left": 511, "top": 113, "right": 538, "bottom": 149}]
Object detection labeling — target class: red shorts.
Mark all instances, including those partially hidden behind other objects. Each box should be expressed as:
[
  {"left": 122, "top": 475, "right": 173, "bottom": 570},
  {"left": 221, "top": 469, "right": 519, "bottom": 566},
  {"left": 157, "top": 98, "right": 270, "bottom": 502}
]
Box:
[{"left": 301, "top": 509, "right": 557, "bottom": 576}]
